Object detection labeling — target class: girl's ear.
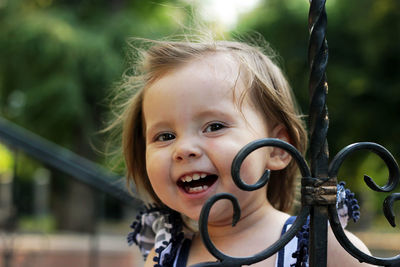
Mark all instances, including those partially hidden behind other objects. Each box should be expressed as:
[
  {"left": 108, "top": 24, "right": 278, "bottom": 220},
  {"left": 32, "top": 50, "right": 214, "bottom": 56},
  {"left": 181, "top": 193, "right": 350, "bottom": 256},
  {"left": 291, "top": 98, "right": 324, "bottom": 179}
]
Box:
[{"left": 265, "top": 124, "right": 292, "bottom": 171}]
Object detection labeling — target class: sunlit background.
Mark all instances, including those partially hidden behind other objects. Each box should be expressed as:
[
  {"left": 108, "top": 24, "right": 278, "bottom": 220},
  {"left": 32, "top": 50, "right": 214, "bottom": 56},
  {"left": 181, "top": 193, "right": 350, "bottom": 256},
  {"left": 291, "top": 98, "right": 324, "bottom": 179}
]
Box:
[
  {"left": 189, "top": 0, "right": 261, "bottom": 28},
  {"left": 0, "top": 0, "right": 399, "bottom": 266}
]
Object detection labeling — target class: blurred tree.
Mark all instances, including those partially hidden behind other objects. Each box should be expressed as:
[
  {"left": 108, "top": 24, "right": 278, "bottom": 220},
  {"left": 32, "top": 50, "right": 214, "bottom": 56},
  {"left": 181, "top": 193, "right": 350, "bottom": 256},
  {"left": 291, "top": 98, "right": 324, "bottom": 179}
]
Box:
[
  {"left": 0, "top": 0, "right": 185, "bottom": 156},
  {"left": 236, "top": 0, "right": 309, "bottom": 106},
  {"left": 0, "top": 0, "right": 188, "bottom": 231}
]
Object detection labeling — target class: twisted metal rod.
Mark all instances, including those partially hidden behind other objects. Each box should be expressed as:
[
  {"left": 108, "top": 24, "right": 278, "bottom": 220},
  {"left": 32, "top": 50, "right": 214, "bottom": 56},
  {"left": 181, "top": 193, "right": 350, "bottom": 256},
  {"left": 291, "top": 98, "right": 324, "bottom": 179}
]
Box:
[
  {"left": 307, "top": 1, "right": 331, "bottom": 265},
  {"left": 308, "top": 0, "right": 329, "bottom": 176}
]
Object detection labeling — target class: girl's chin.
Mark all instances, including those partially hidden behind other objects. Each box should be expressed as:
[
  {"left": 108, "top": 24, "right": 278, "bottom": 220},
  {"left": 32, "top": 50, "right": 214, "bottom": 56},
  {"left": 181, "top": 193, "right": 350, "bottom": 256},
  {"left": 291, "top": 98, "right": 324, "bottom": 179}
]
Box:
[
  {"left": 180, "top": 209, "right": 230, "bottom": 224},
  {"left": 182, "top": 213, "right": 236, "bottom": 230},
  {"left": 177, "top": 207, "right": 202, "bottom": 222}
]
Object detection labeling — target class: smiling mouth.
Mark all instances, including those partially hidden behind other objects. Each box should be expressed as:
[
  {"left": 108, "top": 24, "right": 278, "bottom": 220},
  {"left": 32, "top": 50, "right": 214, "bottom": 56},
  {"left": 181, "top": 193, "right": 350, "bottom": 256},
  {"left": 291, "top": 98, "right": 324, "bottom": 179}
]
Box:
[{"left": 177, "top": 173, "right": 218, "bottom": 194}]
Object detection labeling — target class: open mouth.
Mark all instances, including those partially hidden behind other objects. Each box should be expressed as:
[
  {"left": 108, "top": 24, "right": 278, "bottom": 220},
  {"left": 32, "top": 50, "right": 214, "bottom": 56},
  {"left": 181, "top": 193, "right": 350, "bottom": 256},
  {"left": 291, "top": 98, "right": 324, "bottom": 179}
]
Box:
[{"left": 177, "top": 173, "right": 218, "bottom": 194}]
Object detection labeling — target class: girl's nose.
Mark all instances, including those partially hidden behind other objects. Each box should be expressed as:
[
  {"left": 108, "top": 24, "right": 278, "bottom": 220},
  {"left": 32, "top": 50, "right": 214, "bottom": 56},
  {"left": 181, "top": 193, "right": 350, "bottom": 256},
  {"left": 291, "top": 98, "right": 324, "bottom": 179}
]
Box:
[{"left": 173, "top": 140, "right": 202, "bottom": 162}]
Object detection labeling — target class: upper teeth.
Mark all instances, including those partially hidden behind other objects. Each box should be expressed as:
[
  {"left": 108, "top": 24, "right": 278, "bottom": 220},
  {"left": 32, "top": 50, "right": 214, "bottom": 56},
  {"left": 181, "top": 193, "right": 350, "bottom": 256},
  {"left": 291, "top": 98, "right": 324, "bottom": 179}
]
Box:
[{"left": 181, "top": 173, "right": 207, "bottom": 182}]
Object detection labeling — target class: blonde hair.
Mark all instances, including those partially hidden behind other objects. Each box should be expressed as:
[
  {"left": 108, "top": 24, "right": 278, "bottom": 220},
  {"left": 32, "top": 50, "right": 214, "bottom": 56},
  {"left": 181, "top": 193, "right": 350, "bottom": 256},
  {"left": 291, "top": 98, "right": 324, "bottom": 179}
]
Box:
[{"left": 112, "top": 37, "right": 307, "bottom": 212}]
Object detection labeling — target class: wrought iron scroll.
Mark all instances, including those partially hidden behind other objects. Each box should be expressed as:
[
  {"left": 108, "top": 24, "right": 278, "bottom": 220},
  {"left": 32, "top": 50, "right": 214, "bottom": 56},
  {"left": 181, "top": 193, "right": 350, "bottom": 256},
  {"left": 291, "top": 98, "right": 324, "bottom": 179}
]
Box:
[
  {"left": 192, "top": 139, "right": 311, "bottom": 267},
  {"left": 193, "top": 0, "right": 400, "bottom": 266},
  {"left": 328, "top": 143, "right": 400, "bottom": 266}
]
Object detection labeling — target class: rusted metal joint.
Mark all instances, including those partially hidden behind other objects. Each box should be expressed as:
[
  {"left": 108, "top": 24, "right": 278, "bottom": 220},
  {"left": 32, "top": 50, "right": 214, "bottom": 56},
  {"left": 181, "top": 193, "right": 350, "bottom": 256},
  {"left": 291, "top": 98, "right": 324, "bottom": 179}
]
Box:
[{"left": 302, "top": 177, "right": 337, "bottom": 205}]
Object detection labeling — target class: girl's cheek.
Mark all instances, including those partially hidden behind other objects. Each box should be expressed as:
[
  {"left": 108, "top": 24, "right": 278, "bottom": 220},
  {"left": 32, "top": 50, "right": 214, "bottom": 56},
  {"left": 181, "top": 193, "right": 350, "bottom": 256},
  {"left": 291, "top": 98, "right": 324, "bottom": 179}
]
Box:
[
  {"left": 206, "top": 138, "right": 239, "bottom": 162},
  {"left": 239, "top": 147, "right": 269, "bottom": 184},
  {"left": 145, "top": 150, "right": 165, "bottom": 176},
  {"left": 206, "top": 138, "right": 248, "bottom": 177}
]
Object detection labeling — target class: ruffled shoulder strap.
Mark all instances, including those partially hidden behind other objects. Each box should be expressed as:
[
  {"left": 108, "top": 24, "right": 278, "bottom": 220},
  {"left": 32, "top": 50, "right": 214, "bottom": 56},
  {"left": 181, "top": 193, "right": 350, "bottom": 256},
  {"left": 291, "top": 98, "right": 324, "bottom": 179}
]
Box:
[
  {"left": 128, "top": 205, "right": 185, "bottom": 266},
  {"left": 336, "top": 181, "right": 360, "bottom": 225}
]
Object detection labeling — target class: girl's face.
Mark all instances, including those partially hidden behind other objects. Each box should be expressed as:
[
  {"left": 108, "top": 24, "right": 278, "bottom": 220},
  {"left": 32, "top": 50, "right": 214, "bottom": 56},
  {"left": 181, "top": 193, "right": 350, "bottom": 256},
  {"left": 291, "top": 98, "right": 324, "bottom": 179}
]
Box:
[{"left": 143, "top": 54, "right": 289, "bottom": 224}]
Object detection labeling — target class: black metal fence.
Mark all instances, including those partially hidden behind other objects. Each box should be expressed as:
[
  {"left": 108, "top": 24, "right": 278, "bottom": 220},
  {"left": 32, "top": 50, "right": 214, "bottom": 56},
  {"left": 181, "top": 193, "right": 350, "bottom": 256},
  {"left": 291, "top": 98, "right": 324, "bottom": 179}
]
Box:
[
  {"left": 0, "top": 117, "right": 142, "bottom": 267},
  {"left": 193, "top": 0, "right": 400, "bottom": 266}
]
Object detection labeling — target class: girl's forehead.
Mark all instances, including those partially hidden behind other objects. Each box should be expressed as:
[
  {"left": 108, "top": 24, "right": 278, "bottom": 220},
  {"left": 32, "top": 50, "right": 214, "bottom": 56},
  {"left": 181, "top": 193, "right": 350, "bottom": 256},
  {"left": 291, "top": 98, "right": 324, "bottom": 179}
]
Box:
[
  {"left": 197, "top": 52, "right": 239, "bottom": 76},
  {"left": 144, "top": 52, "right": 244, "bottom": 101},
  {"left": 193, "top": 53, "right": 249, "bottom": 105}
]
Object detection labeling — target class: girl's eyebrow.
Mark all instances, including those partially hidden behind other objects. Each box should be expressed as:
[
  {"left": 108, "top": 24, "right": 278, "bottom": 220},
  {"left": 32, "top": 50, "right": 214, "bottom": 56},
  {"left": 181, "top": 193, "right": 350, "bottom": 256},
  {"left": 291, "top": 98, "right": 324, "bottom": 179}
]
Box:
[{"left": 194, "top": 107, "right": 232, "bottom": 119}]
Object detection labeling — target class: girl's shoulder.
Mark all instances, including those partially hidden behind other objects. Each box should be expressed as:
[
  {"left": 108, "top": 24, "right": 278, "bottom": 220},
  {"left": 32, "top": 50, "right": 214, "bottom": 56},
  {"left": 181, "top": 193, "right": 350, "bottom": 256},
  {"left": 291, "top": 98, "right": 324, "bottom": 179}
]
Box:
[{"left": 327, "top": 227, "right": 372, "bottom": 267}]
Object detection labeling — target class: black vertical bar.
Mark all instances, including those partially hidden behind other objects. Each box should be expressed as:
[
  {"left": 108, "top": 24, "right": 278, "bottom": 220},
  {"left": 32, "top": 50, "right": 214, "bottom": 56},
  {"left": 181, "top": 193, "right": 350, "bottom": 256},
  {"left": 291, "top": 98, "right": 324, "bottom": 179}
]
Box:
[
  {"left": 308, "top": 0, "right": 330, "bottom": 266},
  {"left": 309, "top": 206, "right": 329, "bottom": 266}
]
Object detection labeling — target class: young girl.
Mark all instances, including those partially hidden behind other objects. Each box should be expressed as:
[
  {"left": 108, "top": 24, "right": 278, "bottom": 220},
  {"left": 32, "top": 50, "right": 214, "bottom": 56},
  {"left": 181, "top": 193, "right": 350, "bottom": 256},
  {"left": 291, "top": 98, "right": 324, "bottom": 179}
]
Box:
[{"left": 114, "top": 38, "right": 371, "bottom": 266}]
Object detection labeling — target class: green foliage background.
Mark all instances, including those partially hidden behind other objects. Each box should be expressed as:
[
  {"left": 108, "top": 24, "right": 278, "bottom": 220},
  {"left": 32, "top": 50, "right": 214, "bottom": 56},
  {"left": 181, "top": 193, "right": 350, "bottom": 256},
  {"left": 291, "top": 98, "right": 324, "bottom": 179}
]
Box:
[
  {"left": 0, "top": 0, "right": 399, "bottom": 229},
  {"left": 0, "top": 0, "right": 185, "bottom": 155}
]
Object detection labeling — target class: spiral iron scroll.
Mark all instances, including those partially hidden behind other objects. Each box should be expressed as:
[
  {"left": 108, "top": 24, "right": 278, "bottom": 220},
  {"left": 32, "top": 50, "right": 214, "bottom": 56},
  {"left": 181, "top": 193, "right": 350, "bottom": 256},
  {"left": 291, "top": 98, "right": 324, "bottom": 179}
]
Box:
[
  {"left": 328, "top": 142, "right": 400, "bottom": 266},
  {"left": 192, "top": 139, "right": 311, "bottom": 267}
]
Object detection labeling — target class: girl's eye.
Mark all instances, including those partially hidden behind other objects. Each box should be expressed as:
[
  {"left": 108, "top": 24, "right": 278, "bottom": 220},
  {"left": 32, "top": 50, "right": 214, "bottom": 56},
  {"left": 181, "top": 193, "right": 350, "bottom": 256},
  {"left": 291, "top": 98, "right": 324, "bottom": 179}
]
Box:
[
  {"left": 204, "top": 122, "right": 226, "bottom": 133},
  {"left": 155, "top": 133, "right": 175, "bottom": 142}
]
